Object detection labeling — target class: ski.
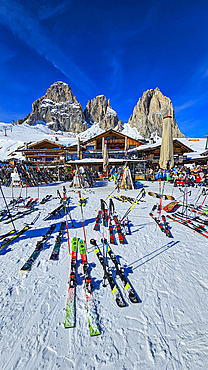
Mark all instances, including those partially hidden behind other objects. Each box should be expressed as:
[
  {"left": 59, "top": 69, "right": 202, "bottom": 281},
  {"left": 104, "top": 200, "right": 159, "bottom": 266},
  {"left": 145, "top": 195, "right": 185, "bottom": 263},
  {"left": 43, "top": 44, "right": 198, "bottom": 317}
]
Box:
[
  {"left": 40, "top": 195, "right": 52, "bottom": 204},
  {"left": 107, "top": 243, "right": 139, "bottom": 303},
  {"left": 149, "top": 212, "right": 166, "bottom": 233},
  {"left": 20, "top": 224, "right": 56, "bottom": 272},
  {"left": 4, "top": 208, "right": 38, "bottom": 224},
  {"left": 90, "top": 239, "right": 126, "bottom": 308},
  {"left": 49, "top": 221, "right": 66, "bottom": 260},
  {"left": 171, "top": 213, "right": 208, "bottom": 234},
  {"left": 113, "top": 215, "right": 125, "bottom": 244},
  {"left": 0, "top": 225, "right": 30, "bottom": 252},
  {"left": 25, "top": 198, "right": 33, "bottom": 207},
  {"left": 161, "top": 215, "right": 172, "bottom": 237},
  {"left": 148, "top": 191, "right": 175, "bottom": 200},
  {"left": 43, "top": 204, "right": 64, "bottom": 221},
  {"left": 109, "top": 220, "right": 116, "bottom": 244},
  {"left": 94, "top": 210, "right": 101, "bottom": 231},
  {"left": 79, "top": 239, "right": 101, "bottom": 336},
  {"left": 30, "top": 198, "right": 38, "bottom": 207},
  {"left": 121, "top": 218, "right": 130, "bottom": 235},
  {"left": 167, "top": 214, "right": 208, "bottom": 238},
  {"left": 0, "top": 229, "right": 16, "bottom": 240},
  {"left": 109, "top": 195, "right": 126, "bottom": 203},
  {"left": 118, "top": 195, "right": 134, "bottom": 203},
  {"left": 65, "top": 237, "right": 78, "bottom": 328}
]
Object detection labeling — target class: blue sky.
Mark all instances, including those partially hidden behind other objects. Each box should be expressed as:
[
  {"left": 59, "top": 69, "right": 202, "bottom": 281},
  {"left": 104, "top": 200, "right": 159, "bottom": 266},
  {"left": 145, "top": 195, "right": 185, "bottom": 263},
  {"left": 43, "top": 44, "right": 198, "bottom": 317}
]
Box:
[{"left": 0, "top": 0, "right": 208, "bottom": 137}]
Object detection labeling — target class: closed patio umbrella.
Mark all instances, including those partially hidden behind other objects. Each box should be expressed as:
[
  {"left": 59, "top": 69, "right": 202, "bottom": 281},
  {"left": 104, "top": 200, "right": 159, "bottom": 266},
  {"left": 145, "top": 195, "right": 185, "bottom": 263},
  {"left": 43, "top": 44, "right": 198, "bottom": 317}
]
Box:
[
  {"left": 159, "top": 116, "right": 174, "bottom": 169},
  {"left": 77, "top": 136, "right": 80, "bottom": 159},
  {"left": 103, "top": 141, "right": 109, "bottom": 174}
]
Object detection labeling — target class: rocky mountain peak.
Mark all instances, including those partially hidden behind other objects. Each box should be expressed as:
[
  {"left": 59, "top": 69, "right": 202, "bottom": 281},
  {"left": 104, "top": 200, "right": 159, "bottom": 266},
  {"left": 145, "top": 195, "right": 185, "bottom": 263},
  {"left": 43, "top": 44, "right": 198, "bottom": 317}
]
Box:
[
  {"left": 84, "top": 95, "right": 119, "bottom": 130},
  {"left": 128, "top": 88, "right": 184, "bottom": 138},
  {"left": 43, "top": 81, "right": 78, "bottom": 104},
  {"left": 18, "top": 82, "right": 88, "bottom": 133}
]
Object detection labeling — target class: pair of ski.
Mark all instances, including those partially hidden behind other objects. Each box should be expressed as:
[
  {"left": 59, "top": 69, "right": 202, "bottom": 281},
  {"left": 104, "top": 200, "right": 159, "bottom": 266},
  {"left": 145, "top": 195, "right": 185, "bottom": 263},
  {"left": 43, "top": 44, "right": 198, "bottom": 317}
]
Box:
[
  {"left": 149, "top": 213, "right": 171, "bottom": 237},
  {"left": 95, "top": 209, "right": 125, "bottom": 244},
  {"left": 167, "top": 214, "right": 208, "bottom": 239},
  {"left": 90, "top": 239, "right": 139, "bottom": 307},
  {"left": 109, "top": 195, "right": 126, "bottom": 203},
  {"left": 3, "top": 207, "right": 39, "bottom": 224},
  {"left": 113, "top": 215, "right": 125, "bottom": 244},
  {"left": 20, "top": 222, "right": 66, "bottom": 272},
  {"left": 65, "top": 238, "right": 101, "bottom": 337},
  {"left": 0, "top": 212, "right": 41, "bottom": 252}
]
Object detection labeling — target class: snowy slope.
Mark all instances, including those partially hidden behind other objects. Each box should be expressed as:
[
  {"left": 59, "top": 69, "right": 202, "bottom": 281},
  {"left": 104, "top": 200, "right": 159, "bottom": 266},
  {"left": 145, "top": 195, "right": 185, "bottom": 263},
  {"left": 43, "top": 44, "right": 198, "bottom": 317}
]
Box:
[
  {"left": 0, "top": 122, "right": 78, "bottom": 161},
  {"left": 0, "top": 181, "right": 208, "bottom": 369}
]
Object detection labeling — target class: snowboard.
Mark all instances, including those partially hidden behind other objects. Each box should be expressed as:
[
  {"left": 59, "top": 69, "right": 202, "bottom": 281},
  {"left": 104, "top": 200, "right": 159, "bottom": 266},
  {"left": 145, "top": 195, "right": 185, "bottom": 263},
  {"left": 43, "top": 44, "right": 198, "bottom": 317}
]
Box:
[{"left": 163, "top": 201, "right": 179, "bottom": 212}]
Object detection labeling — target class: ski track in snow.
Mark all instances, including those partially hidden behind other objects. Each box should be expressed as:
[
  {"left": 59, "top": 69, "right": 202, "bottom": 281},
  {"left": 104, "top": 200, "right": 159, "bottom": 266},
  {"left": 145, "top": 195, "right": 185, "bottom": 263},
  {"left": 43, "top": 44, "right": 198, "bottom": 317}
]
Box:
[{"left": 0, "top": 181, "right": 208, "bottom": 370}]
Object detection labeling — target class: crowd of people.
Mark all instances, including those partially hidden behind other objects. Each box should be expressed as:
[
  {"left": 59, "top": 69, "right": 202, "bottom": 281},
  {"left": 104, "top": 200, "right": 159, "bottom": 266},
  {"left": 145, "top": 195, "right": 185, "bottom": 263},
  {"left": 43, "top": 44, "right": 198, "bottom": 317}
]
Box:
[{"left": 147, "top": 165, "right": 208, "bottom": 186}]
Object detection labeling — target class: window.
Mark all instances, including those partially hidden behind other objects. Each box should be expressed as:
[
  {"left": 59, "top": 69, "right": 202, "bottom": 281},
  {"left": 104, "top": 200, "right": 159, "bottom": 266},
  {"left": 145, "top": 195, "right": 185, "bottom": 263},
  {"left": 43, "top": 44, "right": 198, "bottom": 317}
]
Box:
[
  {"left": 129, "top": 145, "right": 136, "bottom": 149},
  {"left": 71, "top": 154, "right": 78, "bottom": 160},
  {"left": 86, "top": 146, "right": 94, "bottom": 150}
]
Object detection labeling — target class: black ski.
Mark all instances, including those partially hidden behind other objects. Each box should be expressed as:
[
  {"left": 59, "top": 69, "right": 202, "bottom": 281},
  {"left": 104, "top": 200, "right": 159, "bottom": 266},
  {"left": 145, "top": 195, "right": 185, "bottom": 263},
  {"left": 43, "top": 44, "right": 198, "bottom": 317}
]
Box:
[
  {"left": 40, "top": 195, "right": 52, "bottom": 204},
  {"left": 43, "top": 204, "right": 64, "bottom": 221},
  {"left": 49, "top": 221, "right": 66, "bottom": 260},
  {"left": 106, "top": 242, "right": 139, "bottom": 303},
  {"left": 90, "top": 239, "right": 126, "bottom": 308},
  {"left": 94, "top": 210, "right": 101, "bottom": 231},
  {"left": 0, "top": 225, "right": 30, "bottom": 252}
]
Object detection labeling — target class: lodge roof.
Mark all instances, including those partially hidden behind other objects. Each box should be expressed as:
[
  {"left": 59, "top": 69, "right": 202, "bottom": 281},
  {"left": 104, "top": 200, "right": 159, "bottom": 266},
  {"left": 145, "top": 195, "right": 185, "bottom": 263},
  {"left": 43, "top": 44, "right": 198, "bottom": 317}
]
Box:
[
  {"left": 28, "top": 139, "right": 66, "bottom": 149},
  {"left": 83, "top": 129, "right": 144, "bottom": 144},
  {"left": 130, "top": 138, "right": 194, "bottom": 153}
]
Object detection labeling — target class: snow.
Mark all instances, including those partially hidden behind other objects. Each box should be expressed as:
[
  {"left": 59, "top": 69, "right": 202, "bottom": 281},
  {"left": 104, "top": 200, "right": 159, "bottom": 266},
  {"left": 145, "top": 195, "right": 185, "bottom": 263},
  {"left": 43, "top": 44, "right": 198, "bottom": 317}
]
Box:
[
  {"left": 0, "top": 180, "right": 208, "bottom": 369},
  {"left": 106, "top": 106, "right": 117, "bottom": 116},
  {"left": 80, "top": 123, "right": 104, "bottom": 141},
  {"left": 0, "top": 122, "right": 78, "bottom": 161},
  {"left": 121, "top": 123, "right": 144, "bottom": 141}
]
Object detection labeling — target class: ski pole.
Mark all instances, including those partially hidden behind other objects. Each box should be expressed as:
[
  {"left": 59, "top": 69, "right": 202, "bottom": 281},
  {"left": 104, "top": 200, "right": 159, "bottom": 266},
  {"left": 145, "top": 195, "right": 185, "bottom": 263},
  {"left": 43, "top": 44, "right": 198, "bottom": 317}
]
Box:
[
  {"left": 63, "top": 187, "right": 70, "bottom": 255},
  {"left": 120, "top": 187, "right": 145, "bottom": 223},
  {"left": 0, "top": 183, "right": 16, "bottom": 232},
  {"left": 101, "top": 238, "right": 109, "bottom": 287},
  {"left": 78, "top": 190, "right": 88, "bottom": 253}
]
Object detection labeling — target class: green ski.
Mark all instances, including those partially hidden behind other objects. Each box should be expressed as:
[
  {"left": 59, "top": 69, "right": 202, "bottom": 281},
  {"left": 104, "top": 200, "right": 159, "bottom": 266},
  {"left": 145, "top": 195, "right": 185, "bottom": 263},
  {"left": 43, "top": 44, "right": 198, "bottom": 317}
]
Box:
[{"left": 79, "top": 239, "right": 101, "bottom": 336}]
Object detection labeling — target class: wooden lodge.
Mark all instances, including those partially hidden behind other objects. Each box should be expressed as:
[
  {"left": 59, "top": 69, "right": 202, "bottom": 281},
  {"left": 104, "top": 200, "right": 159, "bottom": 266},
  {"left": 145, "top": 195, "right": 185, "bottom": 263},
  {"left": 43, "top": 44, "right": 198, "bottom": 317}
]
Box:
[
  {"left": 14, "top": 131, "right": 198, "bottom": 169},
  {"left": 18, "top": 139, "right": 66, "bottom": 164},
  {"left": 128, "top": 139, "right": 194, "bottom": 167},
  {"left": 82, "top": 129, "right": 144, "bottom": 159},
  {"left": 15, "top": 139, "right": 86, "bottom": 165}
]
